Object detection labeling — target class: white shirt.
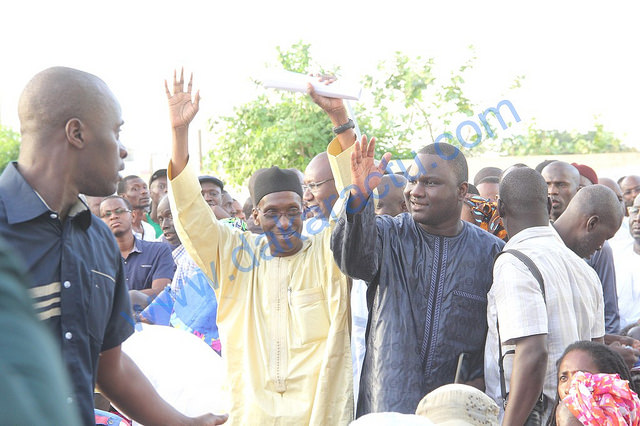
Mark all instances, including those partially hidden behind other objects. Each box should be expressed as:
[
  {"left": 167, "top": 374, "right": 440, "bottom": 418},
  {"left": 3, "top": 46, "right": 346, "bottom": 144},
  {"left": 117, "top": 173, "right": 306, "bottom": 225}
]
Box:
[
  {"left": 351, "top": 278, "right": 368, "bottom": 408},
  {"left": 609, "top": 218, "right": 633, "bottom": 254},
  {"left": 133, "top": 220, "right": 156, "bottom": 242},
  {"left": 485, "top": 225, "right": 605, "bottom": 421},
  {"left": 613, "top": 244, "right": 640, "bottom": 328}
]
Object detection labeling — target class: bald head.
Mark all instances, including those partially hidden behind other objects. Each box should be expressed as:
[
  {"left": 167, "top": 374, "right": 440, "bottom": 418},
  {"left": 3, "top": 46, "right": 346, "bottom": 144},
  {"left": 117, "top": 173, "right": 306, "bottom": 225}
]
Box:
[
  {"left": 599, "top": 177, "right": 623, "bottom": 197},
  {"left": 375, "top": 174, "right": 408, "bottom": 216},
  {"left": 498, "top": 167, "right": 549, "bottom": 236},
  {"left": 18, "top": 67, "right": 117, "bottom": 142},
  {"left": 599, "top": 177, "right": 625, "bottom": 219},
  {"left": 303, "top": 152, "right": 338, "bottom": 219},
  {"left": 541, "top": 161, "right": 580, "bottom": 221},
  {"left": 16, "top": 66, "right": 127, "bottom": 202},
  {"left": 500, "top": 167, "right": 548, "bottom": 215},
  {"left": 619, "top": 175, "right": 640, "bottom": 208},
  {"left": 554, "top": 185, "right": 623, "bottom": 258},
  {"left": 562, "top": 185, "right": 623, "bottom": 227}
]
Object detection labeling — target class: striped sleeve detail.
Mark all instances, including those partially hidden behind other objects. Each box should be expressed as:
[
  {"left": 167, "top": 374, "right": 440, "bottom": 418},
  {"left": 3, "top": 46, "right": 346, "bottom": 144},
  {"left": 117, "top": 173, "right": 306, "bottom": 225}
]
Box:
[{"left": 29, "top": 281, "right": 62, "bottom": 321}]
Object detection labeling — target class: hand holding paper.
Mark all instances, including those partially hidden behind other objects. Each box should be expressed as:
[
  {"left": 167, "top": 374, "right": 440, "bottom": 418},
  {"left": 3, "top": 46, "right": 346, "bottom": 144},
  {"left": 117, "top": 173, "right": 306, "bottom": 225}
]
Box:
[{"left": 262, "top": 70, "right": 362, "bottom": 100}]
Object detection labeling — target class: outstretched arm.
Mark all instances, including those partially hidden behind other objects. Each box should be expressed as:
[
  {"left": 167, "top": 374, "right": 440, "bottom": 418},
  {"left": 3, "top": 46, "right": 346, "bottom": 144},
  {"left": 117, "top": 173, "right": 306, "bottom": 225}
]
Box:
[
  {"left": 307, "top": 78, "right": 356, "bottom": 152},
  {"left": 166, "top": 68, "right": 200, "bottom": 177},
  {"left": 330, "top": 136, "right": 391, "bottom": 282}
]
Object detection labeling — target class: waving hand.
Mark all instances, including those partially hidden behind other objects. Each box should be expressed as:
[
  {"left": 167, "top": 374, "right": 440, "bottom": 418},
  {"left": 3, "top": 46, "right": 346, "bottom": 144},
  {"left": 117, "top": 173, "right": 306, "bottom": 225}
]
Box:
[
  {"left": 165, "top": 68, "right": 200, "bottom": 129},
  {"left": 349, "top": 135, "right": 392, "bottom": 210}
]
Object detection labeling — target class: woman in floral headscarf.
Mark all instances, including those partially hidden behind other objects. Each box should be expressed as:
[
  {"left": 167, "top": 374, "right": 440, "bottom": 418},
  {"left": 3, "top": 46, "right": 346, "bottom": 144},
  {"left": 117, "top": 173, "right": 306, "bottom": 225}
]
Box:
[
  {"left": 559, "top": 371, "right": 640, "bottom": 425},
  {"left": 550, "top": 341, "right": 640, "bottom": 426}
]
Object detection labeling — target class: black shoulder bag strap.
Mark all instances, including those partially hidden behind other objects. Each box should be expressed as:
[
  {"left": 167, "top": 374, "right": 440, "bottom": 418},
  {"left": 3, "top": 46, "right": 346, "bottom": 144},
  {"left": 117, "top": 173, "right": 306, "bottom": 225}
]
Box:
[{"left": 494, "top": 249, "right": 546, "bottom": 408}]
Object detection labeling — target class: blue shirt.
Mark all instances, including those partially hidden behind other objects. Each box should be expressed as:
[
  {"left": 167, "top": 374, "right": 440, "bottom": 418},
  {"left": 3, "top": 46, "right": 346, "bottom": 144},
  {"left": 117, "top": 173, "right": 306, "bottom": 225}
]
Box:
[
  {"left": 0, "top": 163, "right": 134, "bottom": 426},
  {"left": 123, "top": 237, "right": 175, "bottom": 291},
  {"left": 141, "top": 245, "right": 220, "bottom": 353}
]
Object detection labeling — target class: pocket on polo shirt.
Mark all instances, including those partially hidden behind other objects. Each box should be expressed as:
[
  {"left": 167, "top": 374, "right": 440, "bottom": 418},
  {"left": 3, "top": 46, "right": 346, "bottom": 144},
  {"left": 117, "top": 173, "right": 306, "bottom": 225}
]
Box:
[
  {"left": 289, "top": 286, "right": 330, "bottom": 346},
  {"left": 88, "top": 270, "right": 116, "bottom": 344}
]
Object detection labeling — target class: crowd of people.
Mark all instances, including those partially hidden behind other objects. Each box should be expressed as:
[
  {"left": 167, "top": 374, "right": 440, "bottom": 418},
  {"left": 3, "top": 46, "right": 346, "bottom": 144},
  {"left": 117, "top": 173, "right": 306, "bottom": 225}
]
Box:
[{"left": 1, "top": 65, "right": 640, "bottom": 426}]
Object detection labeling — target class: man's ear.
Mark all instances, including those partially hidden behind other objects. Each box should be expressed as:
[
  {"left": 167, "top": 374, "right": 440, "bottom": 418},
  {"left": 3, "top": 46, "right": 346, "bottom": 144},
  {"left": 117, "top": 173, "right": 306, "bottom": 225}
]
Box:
[
  {"left": 458, "top": 182, "right": 468, "bottom": 200},
  {"left": 586, "top": 215, "right": 599, "bottom": 232},
  {"left": 252, "top": 208, "right": 260, "bottom": 227},
  {"left": 65, "top": 118, "right": 85, "bottom": 149},
  {"left": 497, "top": 198, "right": 506, "bottom": 218}
]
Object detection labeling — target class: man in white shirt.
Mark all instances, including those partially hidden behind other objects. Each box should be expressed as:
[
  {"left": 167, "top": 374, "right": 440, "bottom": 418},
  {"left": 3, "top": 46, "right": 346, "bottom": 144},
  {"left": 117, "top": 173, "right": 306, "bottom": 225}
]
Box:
[
  {"left": 485, "top": 167, "right": 605, "bottom": 425},
  {"left": 614, "top": 194, "right": 640, "bottom": 328}
]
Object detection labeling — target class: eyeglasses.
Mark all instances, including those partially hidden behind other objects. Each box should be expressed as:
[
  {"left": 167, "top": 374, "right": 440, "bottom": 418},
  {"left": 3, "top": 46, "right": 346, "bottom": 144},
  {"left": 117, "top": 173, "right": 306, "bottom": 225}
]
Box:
[
  {"left": 256, "top": 207, "right": 302, "bottom": 221},
  {"left": 628, "top": 207, "right": 639, "bottom": 217},
  {"left": 302, "top": 178, "right": 334, "bottom": 193},
  {"left": 101, "top": 208, "right": 131, "bottom": 218}
]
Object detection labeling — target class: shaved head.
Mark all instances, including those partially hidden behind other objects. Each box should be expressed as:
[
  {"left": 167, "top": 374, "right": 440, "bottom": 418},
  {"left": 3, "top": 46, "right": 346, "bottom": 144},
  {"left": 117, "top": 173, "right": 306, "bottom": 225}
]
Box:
[
  {"left": 16, "top": 66, "right": 126, "bottom": 201},
  {"left": 554, "top": 185, "right": 624, "bottom": 258},
  {"left": 542, "top": 161, "right": 580, "bottom": 187},
  {"left": 563, "top": 185, "right": 624, "bottom": 227},
  {"left": 18, "top": 66, "right": 117, "bottom": 142},
  {"left": 541, "top": 161, "right": 580, "bottom": 221},
  {"left": 303, "top": 152, "right": 338, "bottom": 219},
  {"left": 500, "top": 167, "right": 548, "bottom": 215},
  {"left": 498, "top": 167, "right": 549, "bottom": 237},
  {"left": 620, "top": 175, "right": 640, "bottom": 208},
  {"left": 375, "top": 174, "right": 408, "bottom": 216},
  {"left": 599, "top": 177, "right": 625, "bottom": 219}
]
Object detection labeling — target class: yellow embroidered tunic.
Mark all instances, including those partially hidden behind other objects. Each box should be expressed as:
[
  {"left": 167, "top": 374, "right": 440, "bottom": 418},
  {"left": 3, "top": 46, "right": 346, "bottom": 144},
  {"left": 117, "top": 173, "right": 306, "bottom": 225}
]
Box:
[{"left": 168, "top": 150, "right": 353, "bottom": 425}]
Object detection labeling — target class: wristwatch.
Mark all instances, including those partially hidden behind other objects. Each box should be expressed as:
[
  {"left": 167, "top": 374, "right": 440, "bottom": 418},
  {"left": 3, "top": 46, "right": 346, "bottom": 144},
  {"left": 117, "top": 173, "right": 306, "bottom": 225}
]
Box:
[{"left": 333, "top": 118, "right": 355, "bottom": 135}]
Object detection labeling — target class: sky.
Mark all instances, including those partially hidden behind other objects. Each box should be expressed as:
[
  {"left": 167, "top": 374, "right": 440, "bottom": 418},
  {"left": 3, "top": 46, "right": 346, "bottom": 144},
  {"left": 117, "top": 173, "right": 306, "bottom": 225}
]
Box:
[{"left": 1, "top": 0, "right": 639, "bottom": 182}]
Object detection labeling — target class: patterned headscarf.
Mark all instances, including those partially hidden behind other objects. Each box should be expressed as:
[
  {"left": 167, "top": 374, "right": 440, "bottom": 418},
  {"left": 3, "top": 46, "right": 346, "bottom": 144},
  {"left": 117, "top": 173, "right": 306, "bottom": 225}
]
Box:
[
  {"left": 463, "top": 194, "right": 507, "bottom": 241},
  {"left": 563, "top": 371, "right": 640, "bottom": 426}
]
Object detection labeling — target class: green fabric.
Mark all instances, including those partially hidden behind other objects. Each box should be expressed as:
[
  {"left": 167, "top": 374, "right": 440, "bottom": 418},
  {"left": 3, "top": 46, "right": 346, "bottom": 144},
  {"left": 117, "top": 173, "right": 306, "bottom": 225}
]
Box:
[
  {"left": 0, "top": 237, "right": 81, "bottom": 425},
  {"left": 145, "top": 211, "right": 163, "bottom": 238}
]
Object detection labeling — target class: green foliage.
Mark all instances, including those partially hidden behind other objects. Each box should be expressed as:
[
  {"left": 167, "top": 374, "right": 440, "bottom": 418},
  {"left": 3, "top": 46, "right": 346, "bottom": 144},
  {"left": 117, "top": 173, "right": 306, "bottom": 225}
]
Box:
[
  {"left": 207, "top": 43, "right": 486, "bottom": 186},
  {"left": 208, "top": 41, "right": 336, "bottom": 186},
  {"left": 0, "top": 126, "right": 20, "bottom": 172},
  {"left": 208, "top": 94, "right": 332, "bottom": 186},
  {"left": 356, "top": 49, "right": 479, "bottom": 158},
  {"left": 501, "top": 118, "right": 634, "bottom": 156}
]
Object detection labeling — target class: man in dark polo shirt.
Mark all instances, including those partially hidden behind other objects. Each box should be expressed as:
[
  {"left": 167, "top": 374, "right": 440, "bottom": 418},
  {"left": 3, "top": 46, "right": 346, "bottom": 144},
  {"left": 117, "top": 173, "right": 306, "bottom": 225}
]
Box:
[
  {"left": 0, "top": 66, "right": 227, "bottom": 425},
  {"left": 99, "top": 195, "right": 175, "bottom": 297}
]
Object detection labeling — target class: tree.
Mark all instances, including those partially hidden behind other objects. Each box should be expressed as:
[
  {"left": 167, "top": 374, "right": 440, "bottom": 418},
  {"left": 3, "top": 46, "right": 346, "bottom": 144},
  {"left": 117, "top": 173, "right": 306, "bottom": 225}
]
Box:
[
  {"left": 500, "top": 118, "right": 634, "bottom": 156},
  {"left": 0, "top": 125, "right": 20, "bottom": 172},
  {"left": 356, "top": 50, "right": 479, "bottom": 158},
  {"left": 207, "top": 43, "right": 486, "bottom": 186},
  {"left": 207, "top": 42, "right": 336, "bottom": 186}
]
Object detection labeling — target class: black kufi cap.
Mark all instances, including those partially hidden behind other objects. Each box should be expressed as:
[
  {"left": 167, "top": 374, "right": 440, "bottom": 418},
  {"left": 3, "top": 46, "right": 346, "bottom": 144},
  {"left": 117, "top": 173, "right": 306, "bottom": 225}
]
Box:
[{"left": 252, "top": 166, "right": 303, "bottom": 206}]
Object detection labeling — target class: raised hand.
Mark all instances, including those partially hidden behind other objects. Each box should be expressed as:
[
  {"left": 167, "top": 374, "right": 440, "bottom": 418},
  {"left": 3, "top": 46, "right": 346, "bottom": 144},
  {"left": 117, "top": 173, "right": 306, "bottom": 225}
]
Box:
[
  {"left": 165, "top": 68, "right": 200, "bottom": 129},
  {"left": 350, "top": 135, "right": 392, "bottom": 202},
  {"left": 307, "top": 74, "right": 350, "bottom": 123}
]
